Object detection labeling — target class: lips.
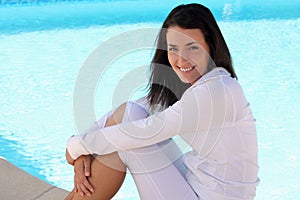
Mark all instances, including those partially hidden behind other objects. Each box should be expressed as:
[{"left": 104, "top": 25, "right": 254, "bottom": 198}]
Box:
[{"left": 178, "top": 66, "right": 195, "bottom": 72}]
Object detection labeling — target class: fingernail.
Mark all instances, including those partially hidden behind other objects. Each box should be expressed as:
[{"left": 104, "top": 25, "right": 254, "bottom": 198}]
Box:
[
  {"left": 87, "top": 193, "right": 91, "bottom": 197},
  {"left": 85, "top": 172, "right": 90, "bottom": 176},
  {"left": 80, "top": 192, "right": 83, "bottom": 196}
]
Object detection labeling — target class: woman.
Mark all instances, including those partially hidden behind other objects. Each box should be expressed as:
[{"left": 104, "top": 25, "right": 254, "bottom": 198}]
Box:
[{"left": 66, "top": 3, "right": 259, "bottom": 200}]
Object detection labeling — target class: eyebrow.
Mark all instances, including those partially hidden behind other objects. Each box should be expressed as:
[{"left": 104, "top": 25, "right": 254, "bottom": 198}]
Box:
[{"left": 168, "top": 42, "right": 197, "bottom": 47}]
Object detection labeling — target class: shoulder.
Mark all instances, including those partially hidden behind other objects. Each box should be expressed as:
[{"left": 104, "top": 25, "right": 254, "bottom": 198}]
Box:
[
  {"left": 185, "top": 70, "right": 247, "bottom": 108},
  {"left": 192, "top": 67, "right": 244, "bottom": 95}
]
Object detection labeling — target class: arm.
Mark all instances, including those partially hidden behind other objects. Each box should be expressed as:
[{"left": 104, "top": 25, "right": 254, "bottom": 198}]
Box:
[
  {"left": 65, "top": 103, "right": 127, "bottom": 165},
  {"left": 68, "top": 78, "right": 231, "bottom": 159},
  {"left": 66, "top": 99, "right": 182, "bottom": 159},
  {"left": 67, "top": 98, "right": 152, "bottom": 159},
  {"left": 66, "top": 100, "right": 150, "bottom": 196}
]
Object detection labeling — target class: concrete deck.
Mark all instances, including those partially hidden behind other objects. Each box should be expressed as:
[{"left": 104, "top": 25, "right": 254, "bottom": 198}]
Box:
[{"left": 0, "top": 157, "right": 69, "bottom": 200}]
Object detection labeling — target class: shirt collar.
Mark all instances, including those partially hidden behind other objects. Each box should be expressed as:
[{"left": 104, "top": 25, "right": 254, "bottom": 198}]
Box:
[{"left": 190, "top": 67, "right": 231, "bottom": 88}]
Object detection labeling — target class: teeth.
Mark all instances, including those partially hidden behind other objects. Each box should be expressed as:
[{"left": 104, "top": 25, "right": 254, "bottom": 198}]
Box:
[{"left": 179, "top": 66, "right": 194, "bottom": 72}]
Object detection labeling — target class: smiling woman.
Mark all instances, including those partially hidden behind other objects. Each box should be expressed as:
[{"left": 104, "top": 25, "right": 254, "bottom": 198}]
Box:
[
  {"left": 166, "top": 27, "right": 211, "bottom": 84},
  {"left": 0, "top": 0, "right": 299, "bottom": 199},
  {"left": 66, "top": 3, "right": 259, "bottom": 200}
]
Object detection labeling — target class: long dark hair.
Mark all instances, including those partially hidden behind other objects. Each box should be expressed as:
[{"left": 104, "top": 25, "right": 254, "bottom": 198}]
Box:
[{"left": 147, "top": 3, "right": 237, "bottom": 108}]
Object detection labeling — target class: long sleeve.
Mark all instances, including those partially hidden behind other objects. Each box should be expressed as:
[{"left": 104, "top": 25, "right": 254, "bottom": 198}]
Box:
[
  {"left": 66, "top": 109, "right": 116, "bottom": 159},
  {"left": 67, "top": 98, "right": 150, "bottom": 159},
  {"left": 67, "top": 97, "right": 184, "bottom": 159},
  {"left": 67, "top": 68, "right": 235, "bottom": 159}
]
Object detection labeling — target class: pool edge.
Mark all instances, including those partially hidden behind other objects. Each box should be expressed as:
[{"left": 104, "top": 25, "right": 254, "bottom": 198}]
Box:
[{"left": 0, "top": 157, "right": 69, "bottom": 199}]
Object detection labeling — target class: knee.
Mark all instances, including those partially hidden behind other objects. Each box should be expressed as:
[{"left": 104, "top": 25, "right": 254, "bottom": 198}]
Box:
[
  {"left": 104, "top": 103, "right": 127, "bottom": 127},
  {"left": 122, "top": 101, "right": 149, "bottom": 122},
  {"left": 105, "top": 101, "right": 149, "bottom": 127}
]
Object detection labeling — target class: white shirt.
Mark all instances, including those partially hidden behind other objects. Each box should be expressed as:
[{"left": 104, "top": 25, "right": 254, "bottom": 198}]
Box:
[{"left": 67, "top": 67, "right": 259, "bottom": 199}]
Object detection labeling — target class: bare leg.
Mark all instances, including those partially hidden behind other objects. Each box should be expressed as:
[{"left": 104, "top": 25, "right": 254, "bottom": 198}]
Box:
[
  {"left": 65, "top": 100, "right": 197, "bottom": 199},
  {"left": 64, "top": 188, "right": 75, "bottom": 200},
  {"left": 67, "top": 153, "right": 126, "bottom": 200},
  {"left": 66, "top": 102, "right": 149, "bottom": 200}
]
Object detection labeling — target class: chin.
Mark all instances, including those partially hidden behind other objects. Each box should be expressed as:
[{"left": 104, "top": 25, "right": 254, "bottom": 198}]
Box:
[
  {"left": 177, "top": 72, "right": 201, "bottom": 85},
  {"left": 179, "top": 78, "right": 192, "bottom": 84}
]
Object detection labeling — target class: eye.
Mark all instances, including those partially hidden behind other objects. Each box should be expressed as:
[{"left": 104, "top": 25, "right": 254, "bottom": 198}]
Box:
[
  {"left": 188, "top": 46, "right": 199, "bottom": 50},
  {"left": 168, "top": 47, "right": 178, "bottom": 52}
]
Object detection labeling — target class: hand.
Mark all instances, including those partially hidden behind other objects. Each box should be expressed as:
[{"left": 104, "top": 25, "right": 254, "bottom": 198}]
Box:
[
  {"left": 73, "top": 155, "right": 95, "bottom": 197},
  {"left": 66, "top": 149, "right": 75, "bottom": 165}
]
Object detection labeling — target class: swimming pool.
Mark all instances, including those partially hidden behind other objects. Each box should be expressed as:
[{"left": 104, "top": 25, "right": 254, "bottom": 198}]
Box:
[{"left": 0, "top": 0, "right": 299, "bottom": 199}]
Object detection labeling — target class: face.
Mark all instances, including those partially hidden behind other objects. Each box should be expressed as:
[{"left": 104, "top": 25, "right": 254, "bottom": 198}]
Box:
[{"left": 166, "top": 26, "right": 211, "bottom": 85}]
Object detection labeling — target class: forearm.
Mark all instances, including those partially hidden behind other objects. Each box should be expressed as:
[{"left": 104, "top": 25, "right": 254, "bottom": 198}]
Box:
[
  {"left": 67, "top": 109, "right": 117, "bottom": 160},
  {"left": 67, "top": 99, "right": 150, "bottom": 160}
]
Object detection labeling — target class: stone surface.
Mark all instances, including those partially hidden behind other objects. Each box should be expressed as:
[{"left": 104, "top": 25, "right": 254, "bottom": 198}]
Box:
[{"left": 0, "top": 158, "right": 68, "bottom": 200}]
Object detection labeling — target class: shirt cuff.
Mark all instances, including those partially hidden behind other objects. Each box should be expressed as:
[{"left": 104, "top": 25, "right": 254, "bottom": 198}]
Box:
[{"left": 66, "top": 135, "right": 90, "bottom": 160}]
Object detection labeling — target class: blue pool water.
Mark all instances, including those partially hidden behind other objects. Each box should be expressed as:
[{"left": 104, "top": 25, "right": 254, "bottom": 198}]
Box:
[{"left": 0, "top": 0, "right": 299, "bottom": 199}]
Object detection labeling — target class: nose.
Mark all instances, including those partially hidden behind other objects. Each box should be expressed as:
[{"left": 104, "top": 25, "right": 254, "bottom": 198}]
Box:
[{"left": 177, "top": 50, "right": 190, "bottom": 67}]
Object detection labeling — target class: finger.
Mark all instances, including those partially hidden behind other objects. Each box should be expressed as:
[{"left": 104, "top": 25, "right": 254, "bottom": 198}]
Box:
[
  {"left": 74, "top": 181, "right": 78, "bottom": 193},
  {"left": 76, "top": 184, "right": 84, "bottom": 197},
  {"left": 78, "top": 182, "right": 92, "bottom": 197},
  {"left": 74, "top": 161, "right": 84, "bottom": 192},
  {"left": 75, "top": 178, "right": 85, "bottom": 197},
  {"left": 81, "top": 176, "right": 94, "bottom": 193},
  {"left": 76, "top": 184, "right": 79, "bottom": 193},
  {"left": 83, "top": 156, "right": 91, "bottom": 177},
  {"left": 76, "top": 168, "right": 94, "bottom": 193},
  {"left": 75, "top": 168, "right": 94, "bottom": 194},
  {"left": 74, "top": 174, "right": 79, "bottom": 193}
]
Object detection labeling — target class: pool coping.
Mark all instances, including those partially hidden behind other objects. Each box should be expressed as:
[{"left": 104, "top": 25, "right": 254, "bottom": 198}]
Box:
[{"left": 0, "top": 157, "right": 69, "bottom": 199}]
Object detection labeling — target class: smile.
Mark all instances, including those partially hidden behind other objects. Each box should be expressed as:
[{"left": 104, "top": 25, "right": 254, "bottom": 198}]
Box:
[{"left": 179, "top": 66, "right": 195, "bottom": 72}]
